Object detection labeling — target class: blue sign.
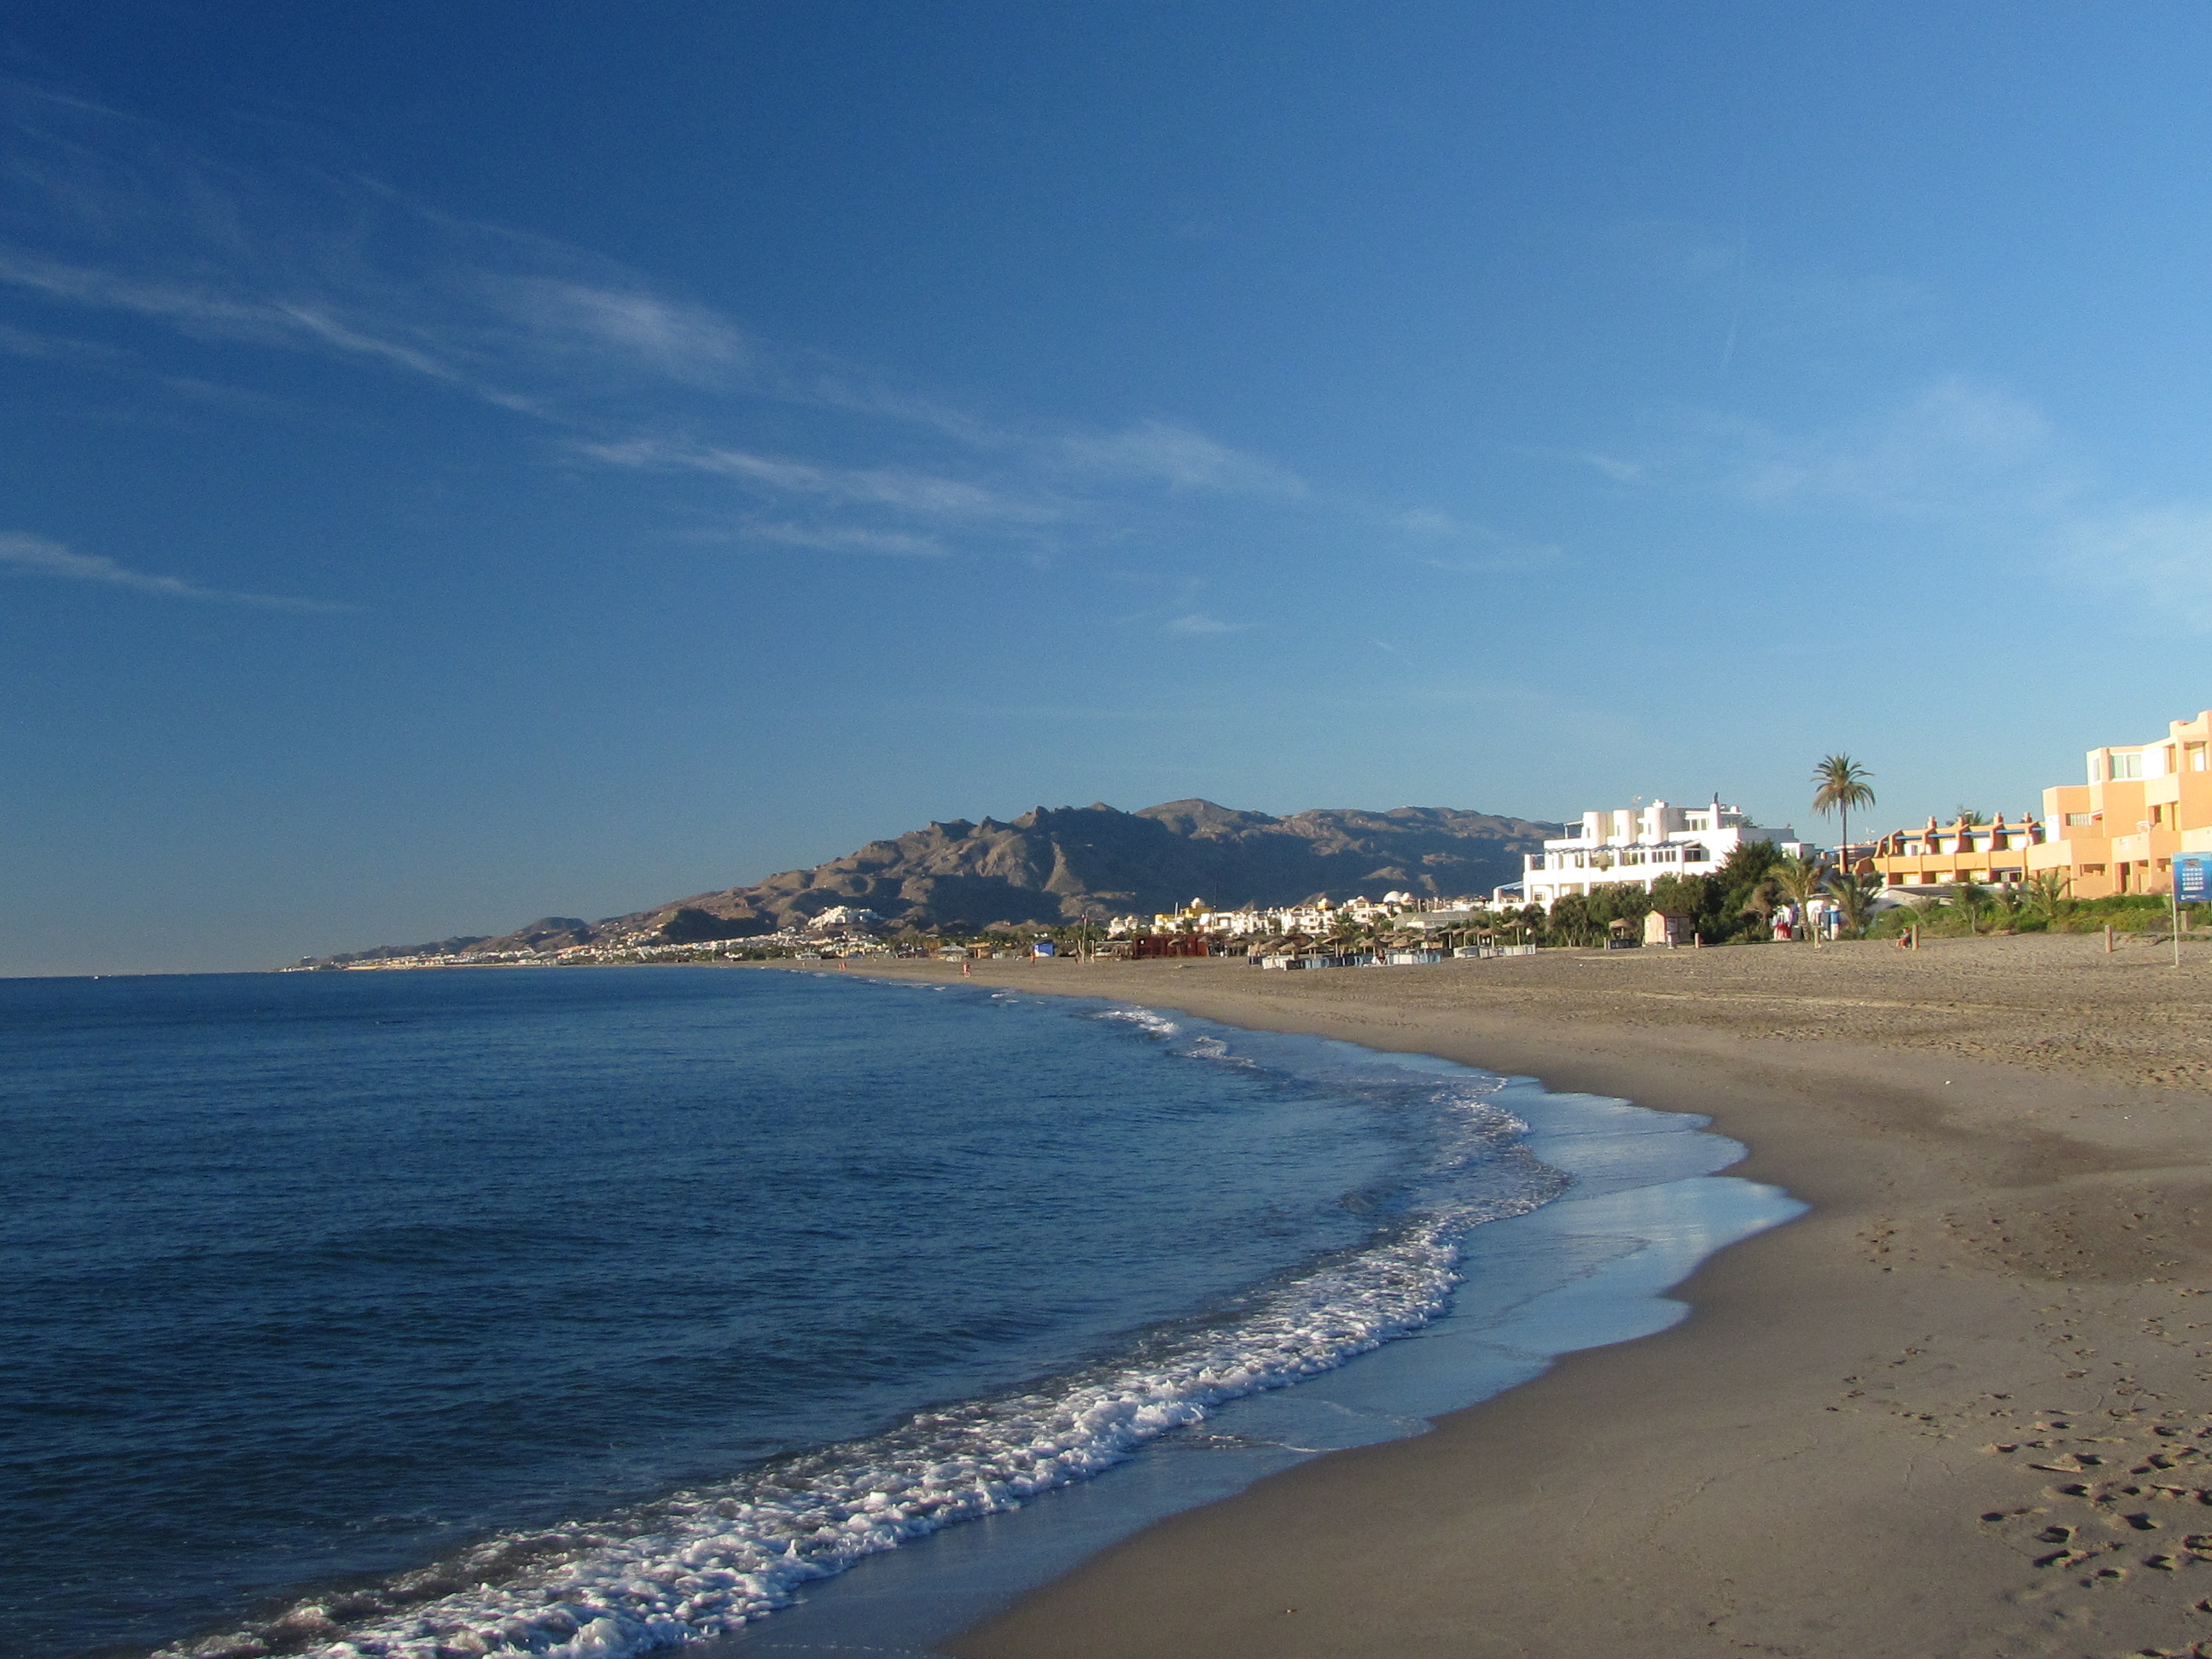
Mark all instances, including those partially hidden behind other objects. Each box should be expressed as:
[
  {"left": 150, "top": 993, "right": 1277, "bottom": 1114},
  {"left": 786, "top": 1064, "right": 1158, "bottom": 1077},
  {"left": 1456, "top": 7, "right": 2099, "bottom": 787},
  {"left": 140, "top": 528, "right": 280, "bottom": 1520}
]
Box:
[
  {"left": 2177, "top": 854, "right": 2212, "bottom": 904},
  {"left": 1032, "top": 940, "right": 1057, "bottom": 957}
]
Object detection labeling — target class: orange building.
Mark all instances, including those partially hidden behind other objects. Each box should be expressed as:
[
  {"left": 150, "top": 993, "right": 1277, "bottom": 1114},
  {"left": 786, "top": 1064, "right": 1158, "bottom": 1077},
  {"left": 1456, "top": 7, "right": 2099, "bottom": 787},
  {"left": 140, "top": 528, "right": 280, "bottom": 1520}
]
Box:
[
  {"left": 1869, "top": 707, "right": 2212, "bottom": 899},
  {"left": 2023, "top": 709, "right": 2212, "bottom": 898},
  {"left": 1871, "top": 812, "right": 2044, "bottom": 892}
]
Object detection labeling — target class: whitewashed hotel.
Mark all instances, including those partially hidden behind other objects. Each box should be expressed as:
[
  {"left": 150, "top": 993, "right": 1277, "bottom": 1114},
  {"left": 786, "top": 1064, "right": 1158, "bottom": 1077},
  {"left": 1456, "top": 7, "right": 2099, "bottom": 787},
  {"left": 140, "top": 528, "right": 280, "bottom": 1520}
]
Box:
[{"left": 1501, "top": 797, "right": 1808, "bottom": 910}]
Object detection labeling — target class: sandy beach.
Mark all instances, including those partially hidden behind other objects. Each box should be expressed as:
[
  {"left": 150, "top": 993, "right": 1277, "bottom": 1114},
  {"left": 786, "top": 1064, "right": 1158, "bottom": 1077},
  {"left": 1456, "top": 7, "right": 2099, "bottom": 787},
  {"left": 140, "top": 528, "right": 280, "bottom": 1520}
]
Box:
[{"left": 844, "top": 934, "right": 2212, "bottom": 1658}]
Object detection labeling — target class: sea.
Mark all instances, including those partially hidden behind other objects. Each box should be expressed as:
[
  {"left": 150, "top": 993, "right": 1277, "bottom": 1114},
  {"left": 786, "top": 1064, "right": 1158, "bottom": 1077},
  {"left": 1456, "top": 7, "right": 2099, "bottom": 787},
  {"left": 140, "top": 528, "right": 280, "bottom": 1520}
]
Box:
[{"left": 0, "top": 966, "right": 1803, "bottom": 1659}]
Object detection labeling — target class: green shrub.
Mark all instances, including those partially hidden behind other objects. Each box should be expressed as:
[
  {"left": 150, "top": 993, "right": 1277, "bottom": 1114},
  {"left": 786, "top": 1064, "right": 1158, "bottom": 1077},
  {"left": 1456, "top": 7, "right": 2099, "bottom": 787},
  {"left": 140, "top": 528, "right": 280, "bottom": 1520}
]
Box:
[
  {"left": 1704, "top": 841, "right": 1787, "bottom": 943},
  {"left": 1866, "top": 906, "right": 1918, "bottom": 939}
]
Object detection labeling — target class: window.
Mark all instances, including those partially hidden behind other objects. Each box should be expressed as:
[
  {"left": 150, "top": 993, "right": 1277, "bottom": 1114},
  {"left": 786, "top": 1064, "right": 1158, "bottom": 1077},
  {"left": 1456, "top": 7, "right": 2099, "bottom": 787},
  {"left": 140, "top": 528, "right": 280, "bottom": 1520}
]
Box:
[
  {"left": 1679, "top": 844, "right": 1708, "bottom": 864},
  {"left": 2065, "top": 812, "right": 2098, "bottom": 827},
  {"left": 2111, "top": 752, "right": 2145, "bottom": 780}
]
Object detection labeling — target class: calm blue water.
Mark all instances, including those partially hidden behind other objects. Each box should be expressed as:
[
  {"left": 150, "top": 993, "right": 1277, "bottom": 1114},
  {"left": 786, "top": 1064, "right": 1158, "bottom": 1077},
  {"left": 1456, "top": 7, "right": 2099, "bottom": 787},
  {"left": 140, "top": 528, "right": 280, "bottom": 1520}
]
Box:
[{"left": 1, "top": 967, "right": 1605, "bottom": 1659}]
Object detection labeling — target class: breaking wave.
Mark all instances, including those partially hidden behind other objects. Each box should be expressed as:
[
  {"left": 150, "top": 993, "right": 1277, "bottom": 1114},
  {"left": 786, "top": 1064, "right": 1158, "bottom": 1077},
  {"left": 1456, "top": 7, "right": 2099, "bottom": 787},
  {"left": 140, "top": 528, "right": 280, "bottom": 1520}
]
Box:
[{"left": 160, "top": 1011, "right": 1563, "bottom": 1659}]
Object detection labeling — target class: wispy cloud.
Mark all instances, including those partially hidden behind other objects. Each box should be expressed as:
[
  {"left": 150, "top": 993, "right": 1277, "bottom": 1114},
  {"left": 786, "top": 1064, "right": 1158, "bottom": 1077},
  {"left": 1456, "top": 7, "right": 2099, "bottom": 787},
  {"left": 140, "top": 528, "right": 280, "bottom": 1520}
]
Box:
[
  {"left": 1571, "top": 369, "right": 2212, "bottom": 631},
  {"left": 1165, "top": 611, "right": 1250, "bottom": 635},
  {"left": 0, "top": 78, "right": 1352, "bottom": 569},
  {"left": 733, "top": 522, "right": 946, "bottom": 557},
  {"left": 0, "top": 319, "right": 126, "bottom": 361},
  {"left": 1603, "top": 218, "right": 1925, "bottom": 366},
  {"left": 156, "top": 375, "right": 298, "bottom": 414},
  {"left": 2054, "top": 507, "right": 2212, "bottom": 627},
  {"left": 1709, "top": 378, "right": 2068, "bottom": 515},
  {"left": 10, "top": 79, "right": 1658, "bottom": 605},
  {"left": 0, "top": 84, "right": 773, "bottom": 411},
  {"left": 486, "top": 276, "right": 753, "bottom": 385},
  {"left": 0, "top": 531, "right": 347, "bottom": 610},
  {"left": 1388, "top": 508, "right": 1564, "bottom": 573},
  {"left": 1569, "top": 451, "right": 1646, "bottom": 483},
  {"left": 576, "top": 438, "right": 1057, "bottom": 522},
  {"left": 1577, "top": 375, "right": 2075, "bottom": 522},
  {"left": 1056, "top": 419, "right": 1306, "bottom": 497}
]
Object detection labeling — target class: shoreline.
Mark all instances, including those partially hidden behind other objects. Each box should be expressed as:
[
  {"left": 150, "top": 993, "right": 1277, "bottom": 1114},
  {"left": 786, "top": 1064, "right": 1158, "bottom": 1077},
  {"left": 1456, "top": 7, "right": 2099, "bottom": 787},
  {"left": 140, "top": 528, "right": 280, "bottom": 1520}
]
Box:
[
  {"left": 699, "top": 992, "right": 1797, "bottom": 1658},
  {"left": 831, "top": 938, "right": 2212, "bottom": 1657}
]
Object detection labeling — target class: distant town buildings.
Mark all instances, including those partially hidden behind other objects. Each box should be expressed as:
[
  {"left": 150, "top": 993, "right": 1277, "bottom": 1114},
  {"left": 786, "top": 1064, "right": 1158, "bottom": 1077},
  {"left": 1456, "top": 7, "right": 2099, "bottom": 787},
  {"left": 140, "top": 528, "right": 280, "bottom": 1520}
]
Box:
[
  {"left": 1108, "top": 798, "right": 1819, "bottom": 929},
  {"left": 1103, "top": 891, "right": 1471, "bottom": 940},
  {"left": 806, "top": 905, "right": 885, "bottom": 934},
  {"left": 1504, "top": 797, "right": 1806, "bottom": 911}
]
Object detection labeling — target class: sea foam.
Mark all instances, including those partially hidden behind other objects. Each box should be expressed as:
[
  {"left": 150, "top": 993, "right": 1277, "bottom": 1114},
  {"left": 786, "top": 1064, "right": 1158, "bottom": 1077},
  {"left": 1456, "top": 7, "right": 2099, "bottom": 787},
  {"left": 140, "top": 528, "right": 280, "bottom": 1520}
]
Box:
[{"left": 162, "top": 1014, "right": 1559, "bottom": 1659}]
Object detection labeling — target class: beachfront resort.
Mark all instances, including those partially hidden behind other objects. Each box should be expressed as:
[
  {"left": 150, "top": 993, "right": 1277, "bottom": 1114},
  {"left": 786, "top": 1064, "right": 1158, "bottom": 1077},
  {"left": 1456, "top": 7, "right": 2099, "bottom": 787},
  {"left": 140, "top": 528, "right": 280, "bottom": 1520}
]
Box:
[
  {"left": 1499, "top": 796, "right": 1809, "bottom": 909},
  {"left": 1869, "top": 706, "right": 2212, "bottom": 900}
]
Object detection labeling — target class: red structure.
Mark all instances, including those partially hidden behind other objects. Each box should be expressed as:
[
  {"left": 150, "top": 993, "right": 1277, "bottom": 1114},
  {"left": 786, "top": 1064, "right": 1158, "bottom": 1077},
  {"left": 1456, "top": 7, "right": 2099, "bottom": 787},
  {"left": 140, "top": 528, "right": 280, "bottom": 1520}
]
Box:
[{"left": 1129, "top": 934, "right": 1213, "bottom": 959}]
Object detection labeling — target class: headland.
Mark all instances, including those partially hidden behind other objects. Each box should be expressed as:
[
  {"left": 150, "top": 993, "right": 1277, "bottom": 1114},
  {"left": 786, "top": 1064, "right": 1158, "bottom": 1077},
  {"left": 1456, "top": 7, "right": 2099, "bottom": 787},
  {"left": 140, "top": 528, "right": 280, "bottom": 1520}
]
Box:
[{"left": 848, "top": 934, "right": 2212, "bottom": 1658}]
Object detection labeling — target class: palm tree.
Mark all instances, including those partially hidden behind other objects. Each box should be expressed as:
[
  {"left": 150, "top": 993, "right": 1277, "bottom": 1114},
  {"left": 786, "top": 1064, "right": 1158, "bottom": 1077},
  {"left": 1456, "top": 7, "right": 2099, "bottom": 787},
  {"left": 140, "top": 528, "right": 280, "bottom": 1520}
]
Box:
[
  {"left": 1812, "top": 754, "right": 1878, "bottom": 871},
  {"left": 1769, "top": 854, "right": 1825, "bottom": 944},
  {"left": 1988, "top": 882, "right": 2026, "bottom": 934},
  {"left": 2023, "top": 870, "right": 2075, "bottom": 928}
]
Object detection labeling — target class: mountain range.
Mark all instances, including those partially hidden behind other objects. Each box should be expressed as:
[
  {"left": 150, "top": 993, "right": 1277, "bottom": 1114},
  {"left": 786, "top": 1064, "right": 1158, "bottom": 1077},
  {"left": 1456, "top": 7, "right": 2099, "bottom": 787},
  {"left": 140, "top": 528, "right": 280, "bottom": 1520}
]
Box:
[{"left": 302, "top": 799, "right": 1559, "bottom": 964}]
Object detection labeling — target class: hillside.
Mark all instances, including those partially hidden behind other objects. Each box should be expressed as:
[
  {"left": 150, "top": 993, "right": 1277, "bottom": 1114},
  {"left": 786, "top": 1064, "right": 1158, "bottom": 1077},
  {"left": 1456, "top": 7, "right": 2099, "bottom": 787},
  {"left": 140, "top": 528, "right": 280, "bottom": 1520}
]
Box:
[{"left": 305, "top": 799, "right": 1558, "bottom": 963}]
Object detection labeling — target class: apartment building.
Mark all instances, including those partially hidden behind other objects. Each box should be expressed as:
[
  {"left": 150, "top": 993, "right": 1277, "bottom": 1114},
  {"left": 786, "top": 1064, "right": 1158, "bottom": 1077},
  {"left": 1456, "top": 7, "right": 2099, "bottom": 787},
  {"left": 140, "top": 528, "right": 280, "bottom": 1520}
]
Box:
[
  {"left": 1871, "top": 813, "right": 2045, "bottom": 892},
  {"left": 2022, "top": 708, "right": 2212, "bottom": 898},
  {"left": 1505, "top": 797, "right": 1805, "bottom": 910}
]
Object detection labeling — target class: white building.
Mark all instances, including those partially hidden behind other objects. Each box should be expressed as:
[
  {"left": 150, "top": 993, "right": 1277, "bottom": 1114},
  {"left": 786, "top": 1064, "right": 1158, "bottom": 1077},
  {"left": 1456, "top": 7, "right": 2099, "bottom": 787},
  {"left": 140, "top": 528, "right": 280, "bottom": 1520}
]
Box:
[
  {"left": 806, "top": 905, "right": 885, "bottom": 934},
  {"left": 1503, "top": 797, "right": 1807, "bottom": 911},
  {"left": 1104, "top": 891, "right": 1485, "bottom": 940}
]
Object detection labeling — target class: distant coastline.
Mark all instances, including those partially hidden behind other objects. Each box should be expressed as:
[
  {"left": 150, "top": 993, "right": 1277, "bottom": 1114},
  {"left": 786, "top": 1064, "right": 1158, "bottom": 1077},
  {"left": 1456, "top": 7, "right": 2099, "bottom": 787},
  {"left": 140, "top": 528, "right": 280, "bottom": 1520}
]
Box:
[{"left": 288, "top": 798, "right": 1556, "bottom": 970}]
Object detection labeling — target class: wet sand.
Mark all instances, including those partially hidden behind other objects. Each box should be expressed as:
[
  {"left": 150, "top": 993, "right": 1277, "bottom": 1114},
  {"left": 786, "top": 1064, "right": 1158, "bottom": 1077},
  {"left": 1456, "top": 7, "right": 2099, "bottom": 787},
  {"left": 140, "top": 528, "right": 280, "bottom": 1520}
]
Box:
[{"left": 857, "top": 934, "right": 2212, "bottom": 1658}]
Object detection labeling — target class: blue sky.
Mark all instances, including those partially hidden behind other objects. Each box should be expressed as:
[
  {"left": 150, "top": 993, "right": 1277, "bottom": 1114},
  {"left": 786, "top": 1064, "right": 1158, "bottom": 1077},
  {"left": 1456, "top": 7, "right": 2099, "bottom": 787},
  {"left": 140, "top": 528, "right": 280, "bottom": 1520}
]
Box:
[{"left": 7, "top": 3, "right": 2212, "bottom": 973}]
